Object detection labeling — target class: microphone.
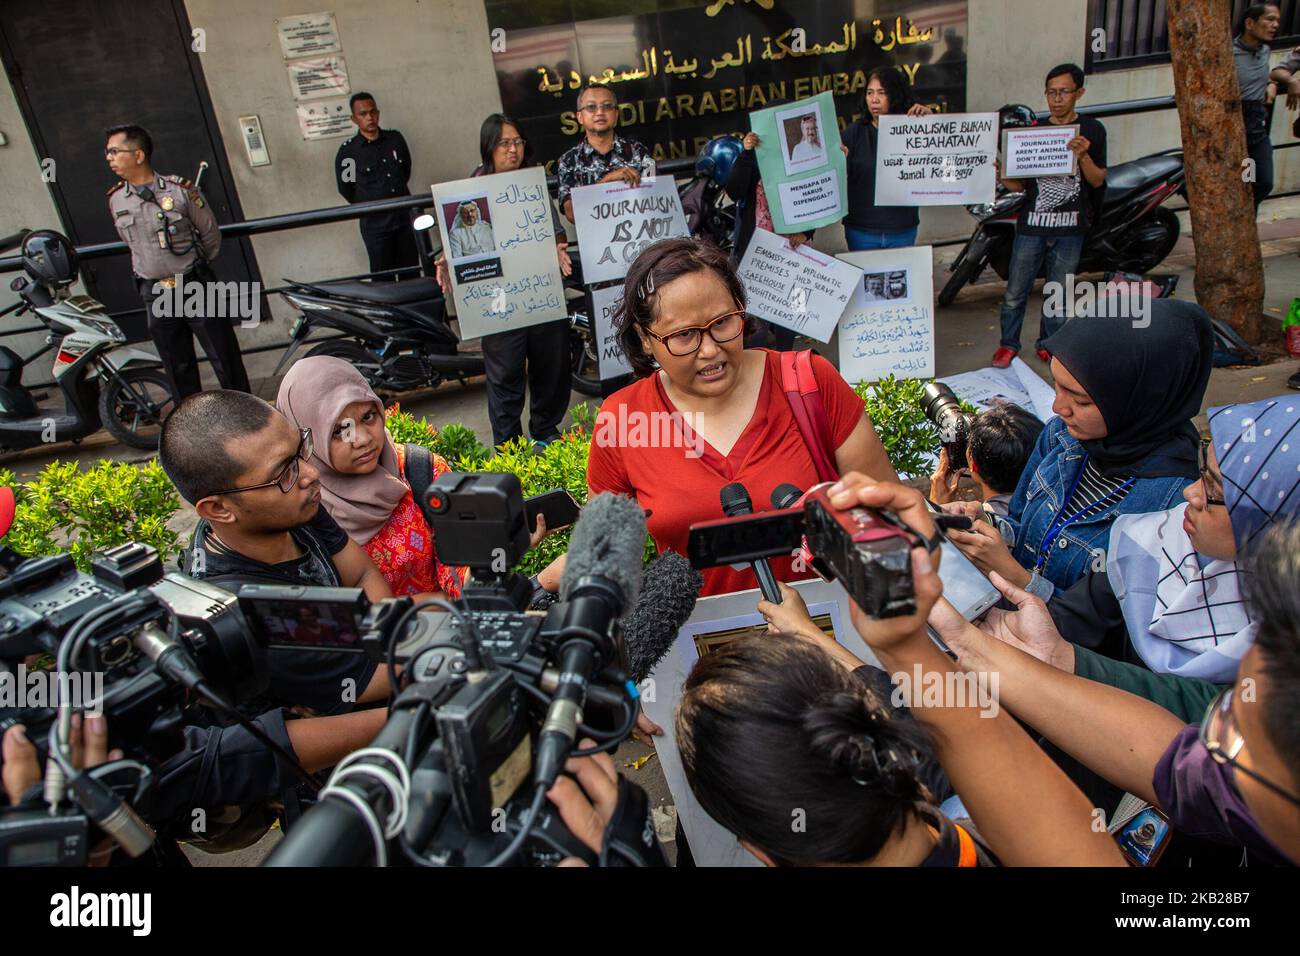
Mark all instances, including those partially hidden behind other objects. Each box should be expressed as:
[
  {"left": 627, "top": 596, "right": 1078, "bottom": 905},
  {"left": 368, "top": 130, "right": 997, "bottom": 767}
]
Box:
[
  {"left": 621, "top": 550, "right": 703, "bottom": 685},
  {"left": 536, "top": 493, "right": 647, "bottom": 788},
  {"left": 719, "top": 482, "right": 783, "bottom": 603},
  {"left": 771, "top": 483, "right": 804, "bottom": 510}
]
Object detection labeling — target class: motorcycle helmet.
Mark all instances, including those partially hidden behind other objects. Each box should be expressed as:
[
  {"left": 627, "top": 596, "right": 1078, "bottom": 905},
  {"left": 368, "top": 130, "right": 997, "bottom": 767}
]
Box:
[
  {"left": 998, "top": 103, "right": 1037, "bottom": 132},
  {"left": 21, "top": 230, "right": 79, "bottom": 288},
  {"left": 696, "top": 135, "right": 743, "bottom": 187}
]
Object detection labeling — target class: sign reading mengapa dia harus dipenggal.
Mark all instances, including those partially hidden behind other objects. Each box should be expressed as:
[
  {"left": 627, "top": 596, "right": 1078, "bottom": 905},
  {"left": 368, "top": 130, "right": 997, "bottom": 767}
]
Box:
[
  {"left": 735, "top": 228, "right": 859, "bottom": 343},
  {"left": 749, "top": 90, "right": 848, "bottom": 233},
  {"left": 433, "top": 167, "right": 568, "bottom": 339},
  {"left": 875, "top": 112, "right": 998, "bottom": 207},
  {"left": 570, "top": 177, "right": 690, "bottom": 285}
]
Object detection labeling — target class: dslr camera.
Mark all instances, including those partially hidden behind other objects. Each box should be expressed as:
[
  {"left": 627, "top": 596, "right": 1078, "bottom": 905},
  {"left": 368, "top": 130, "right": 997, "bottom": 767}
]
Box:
[{"left": 921, "top": 382, "right": 978, "bottom": 472}]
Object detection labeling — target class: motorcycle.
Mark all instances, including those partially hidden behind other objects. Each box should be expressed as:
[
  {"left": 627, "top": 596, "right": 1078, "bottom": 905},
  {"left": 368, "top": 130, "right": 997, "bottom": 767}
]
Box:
[
  {"left": 270, "top": 257, "right": 607, "bottom": 398},
  {"left": 939, "top": 107, "right": 1186, "bottom": 308},
  {"left": 0, "top": 230, "right": 176, "bottom": 452}
]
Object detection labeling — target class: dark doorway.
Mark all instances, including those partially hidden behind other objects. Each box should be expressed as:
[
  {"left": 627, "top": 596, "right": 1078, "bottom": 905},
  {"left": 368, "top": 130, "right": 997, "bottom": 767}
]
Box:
[{"left": 0, "top": 0, "right": 260, "bottom": 340}]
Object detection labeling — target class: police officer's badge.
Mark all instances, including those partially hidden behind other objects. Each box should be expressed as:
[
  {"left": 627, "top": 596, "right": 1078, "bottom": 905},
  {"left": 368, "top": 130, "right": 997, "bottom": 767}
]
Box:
[{"left": 160, "top": 196, "right": 174, "bottom": 211}]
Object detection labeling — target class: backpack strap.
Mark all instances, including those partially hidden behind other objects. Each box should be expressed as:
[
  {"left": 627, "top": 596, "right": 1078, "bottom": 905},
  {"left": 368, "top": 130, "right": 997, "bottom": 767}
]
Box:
[
  {"left": 402, "top": 443, "right": 443, "bottom": 530},
  {"left": 780, "top": 350, "right": 839, "bottom": 483}
]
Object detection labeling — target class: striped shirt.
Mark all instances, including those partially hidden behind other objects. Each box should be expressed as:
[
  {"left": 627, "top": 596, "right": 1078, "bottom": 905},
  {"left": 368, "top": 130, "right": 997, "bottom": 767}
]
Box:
[{"left": 1038, "top": 460, "right": 1133, "bottom": 567}]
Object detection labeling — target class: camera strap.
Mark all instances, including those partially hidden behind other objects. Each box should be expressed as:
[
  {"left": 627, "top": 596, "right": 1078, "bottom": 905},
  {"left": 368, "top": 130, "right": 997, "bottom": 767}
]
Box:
[
  {"left": 402, "top": 443, "right": 440, "bottom": 531},
  {"left": 780, "top": 350, "right": 839, "bottom": 483},
  {"left": 598, "top": 775, "right": 668, "bottom": 867}
]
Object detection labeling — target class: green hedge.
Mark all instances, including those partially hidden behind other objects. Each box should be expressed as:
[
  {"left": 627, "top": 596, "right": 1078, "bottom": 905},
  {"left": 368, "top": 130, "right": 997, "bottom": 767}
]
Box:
[{"left": 0, "top": 381, "right": 963, "bottom": 576}]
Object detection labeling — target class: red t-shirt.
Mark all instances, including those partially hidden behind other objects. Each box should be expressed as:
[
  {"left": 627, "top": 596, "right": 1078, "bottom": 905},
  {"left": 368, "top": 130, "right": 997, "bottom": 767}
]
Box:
[{"left": 587, "top": 348, "right": 865, "bottom": 596}]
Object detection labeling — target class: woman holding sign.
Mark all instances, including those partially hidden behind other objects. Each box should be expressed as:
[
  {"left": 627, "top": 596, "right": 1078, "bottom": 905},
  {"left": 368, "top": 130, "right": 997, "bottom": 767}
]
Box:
[
  {"left": 434, "top": 114, "right": 574, "bottom": 448},
  {"left": 724, "top": 127, "right": 815, "bottom": 351},
  {"left": 587, "top": 238, "right": 897, "bottom": 598},
  {"left": 840, "top": 67, "right": 932, "bottom": 251}
]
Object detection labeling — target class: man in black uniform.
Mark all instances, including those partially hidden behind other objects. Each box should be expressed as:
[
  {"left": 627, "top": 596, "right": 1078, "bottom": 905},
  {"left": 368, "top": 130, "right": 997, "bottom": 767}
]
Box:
[
  {"left": 334, "top": 92, "right": 419, "bottom": 276},
  {"left": 106, "top": 124, "right": 250, "bottom": 399}
]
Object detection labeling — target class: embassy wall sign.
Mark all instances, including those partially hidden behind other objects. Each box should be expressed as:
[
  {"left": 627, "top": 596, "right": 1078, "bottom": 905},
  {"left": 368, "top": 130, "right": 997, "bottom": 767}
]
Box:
[{"left": 484, "top": 0, "right": 968, "bottom": 172}]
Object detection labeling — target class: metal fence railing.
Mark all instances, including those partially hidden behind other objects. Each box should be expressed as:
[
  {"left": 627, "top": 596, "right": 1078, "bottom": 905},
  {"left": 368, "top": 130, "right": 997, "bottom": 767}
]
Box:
[{"left": 4, "top": 93, "right": 1297, "bottom": 390}]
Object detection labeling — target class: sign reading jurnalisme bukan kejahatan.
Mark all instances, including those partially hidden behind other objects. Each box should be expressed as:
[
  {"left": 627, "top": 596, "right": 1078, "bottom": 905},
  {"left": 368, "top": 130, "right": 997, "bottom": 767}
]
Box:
[{"left": 484, "top": 0, "right": 969, "bottom": 173}]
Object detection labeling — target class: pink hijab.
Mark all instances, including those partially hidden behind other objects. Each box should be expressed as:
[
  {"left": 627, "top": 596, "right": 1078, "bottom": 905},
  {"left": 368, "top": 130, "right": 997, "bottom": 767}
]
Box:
[{"left": 276, "top": 356, "right": 408, "bottom": 543}]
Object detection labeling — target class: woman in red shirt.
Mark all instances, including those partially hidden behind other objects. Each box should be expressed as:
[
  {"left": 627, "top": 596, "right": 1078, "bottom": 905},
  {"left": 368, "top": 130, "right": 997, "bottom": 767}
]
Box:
[{"left": 588, "top": 238, "right": 896, "bottom": 597}]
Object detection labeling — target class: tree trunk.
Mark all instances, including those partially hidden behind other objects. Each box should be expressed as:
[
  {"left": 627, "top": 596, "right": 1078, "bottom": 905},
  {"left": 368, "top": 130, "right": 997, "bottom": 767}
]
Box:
[{"left": 1166, "top": 0, "right": 1266, "bottom": 343}]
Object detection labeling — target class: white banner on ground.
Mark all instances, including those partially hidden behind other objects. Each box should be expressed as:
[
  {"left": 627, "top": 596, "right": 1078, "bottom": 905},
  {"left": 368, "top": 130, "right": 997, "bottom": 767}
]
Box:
[
  {"left": 570, "top": 177, "right": 689, "bottom": 285},
  {"left": 735, "top": 229, "right": 859, "bottom": 343},
  {"left": 590, "top": 283, "right": 632, "bottom": 380},
  {"left": 836, "top": 246, "right": 935, "bottom": 384},
  {"left": 875, "top": 112, "right": 998, "bottom": 207},
  {"left": 432, "top": 167, "right": 567, "bottom": 339},
  {"left": 937, "top": 357, "right": 1058, "bottom": 422}
]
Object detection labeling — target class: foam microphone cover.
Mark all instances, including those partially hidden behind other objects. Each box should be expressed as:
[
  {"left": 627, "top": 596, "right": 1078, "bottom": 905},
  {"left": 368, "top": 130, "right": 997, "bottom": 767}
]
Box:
[
  {"left": 559, "top": 492, "right": 647, "bottom": 608},
  {"left": 621, "top": 550, "right": 703, "bottom": 684}
]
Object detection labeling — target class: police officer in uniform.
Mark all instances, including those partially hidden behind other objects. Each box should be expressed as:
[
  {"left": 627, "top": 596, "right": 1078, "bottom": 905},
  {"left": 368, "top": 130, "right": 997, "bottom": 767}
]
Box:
[
  {"left": 105, "top": 124, "right": 250, "bottom": 399},
  {"left": 334, "top": 92, "right": 419, "bottom": 276}
]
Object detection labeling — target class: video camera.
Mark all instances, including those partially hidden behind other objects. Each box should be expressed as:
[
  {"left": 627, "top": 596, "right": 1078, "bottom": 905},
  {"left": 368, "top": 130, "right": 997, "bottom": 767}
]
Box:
[
  {"left": 259, "top": 473, "right": 668, "bottom": 867},
  {"left": 687, "top": 482, "right": 945, "bottom": 619},
  {"left": 0, "top": 540, "right": 272, "bottom": 865}
]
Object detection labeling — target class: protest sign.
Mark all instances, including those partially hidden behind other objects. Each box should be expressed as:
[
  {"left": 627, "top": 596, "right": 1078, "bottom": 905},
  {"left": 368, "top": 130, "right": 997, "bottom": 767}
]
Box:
[
  {"left": 749, "top": 91, "right": 847, "bottom": 233},
  {"left": 735, "top": 229, "right": 859, "bottom": 342},
  {"left": 836, "top": 246, "right": 935, "bottom": 383},
  {"left": 570, "top": 176, "right": 689, "bottom": 285},
  {"left": 590, "top": 283, "right": 632, "bottom": 380},
  {"left": 875, "top": 112, "right": 998, "bottom": 206},
  {"left": 432, "top": 167, "right": 567, "bottom": 339},
  {"left": 1001, "top": 124, "right": 1078, "bottom": 179}
]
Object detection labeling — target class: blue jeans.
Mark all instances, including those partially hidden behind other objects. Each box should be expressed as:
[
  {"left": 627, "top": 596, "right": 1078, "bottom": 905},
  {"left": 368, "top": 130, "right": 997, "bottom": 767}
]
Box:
[
  {"left": 998, "top": 232, "right": 1085, "bottom": 350},
  {"left": 844, "top": 225, "right": 918, "bottom": 251}
]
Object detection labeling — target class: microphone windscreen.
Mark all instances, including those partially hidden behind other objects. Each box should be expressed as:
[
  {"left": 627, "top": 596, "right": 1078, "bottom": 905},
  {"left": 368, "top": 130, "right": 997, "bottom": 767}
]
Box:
[
  {"left": 719, "top": 482, "right": 752, "bottom": 517},
  {"left": 621, "top": 550, "right": 702, "bottom": 684},
  {"left": 771, "top": 483, "right": 803, "bottom": 510},
  {"left": 559, "top": 493, "right": 647, "bottom": 607}
]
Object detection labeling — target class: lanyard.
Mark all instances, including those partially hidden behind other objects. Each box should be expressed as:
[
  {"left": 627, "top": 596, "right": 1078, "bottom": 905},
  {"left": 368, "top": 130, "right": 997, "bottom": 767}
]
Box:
[{"left": 1035, "top": 455, "right": 1136, "bottom": 572}]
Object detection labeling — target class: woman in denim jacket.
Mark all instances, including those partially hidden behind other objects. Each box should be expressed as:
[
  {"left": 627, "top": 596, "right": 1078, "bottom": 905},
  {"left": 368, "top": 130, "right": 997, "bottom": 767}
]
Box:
[{"left": 947, "top": 298, "right": 1214, "bottom": 593}]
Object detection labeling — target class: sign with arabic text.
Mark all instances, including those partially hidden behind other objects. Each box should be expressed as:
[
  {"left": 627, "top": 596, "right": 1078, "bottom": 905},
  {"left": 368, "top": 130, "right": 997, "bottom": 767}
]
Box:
[
  {"left": 486, "top": 0, "right": 969, "bottom": 172},
  {"left": 836, "top": 246, "right": 935, "bottom": 383},
  {"left": 432, "top": 167, "right": 568, "bottom": 338}
]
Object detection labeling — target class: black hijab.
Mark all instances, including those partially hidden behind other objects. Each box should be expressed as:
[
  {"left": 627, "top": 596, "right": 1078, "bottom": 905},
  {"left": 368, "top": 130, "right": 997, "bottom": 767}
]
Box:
[{"left": 1041, "top": 297, "right": 1213, "bottom": 479}]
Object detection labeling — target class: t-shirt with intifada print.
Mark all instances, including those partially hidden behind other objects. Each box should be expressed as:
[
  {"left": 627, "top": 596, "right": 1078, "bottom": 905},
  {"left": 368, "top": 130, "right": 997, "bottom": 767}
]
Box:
[{"left": 1017, "top": 114, "right": 1107, "bottom": 237}]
